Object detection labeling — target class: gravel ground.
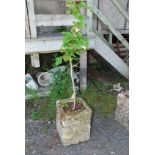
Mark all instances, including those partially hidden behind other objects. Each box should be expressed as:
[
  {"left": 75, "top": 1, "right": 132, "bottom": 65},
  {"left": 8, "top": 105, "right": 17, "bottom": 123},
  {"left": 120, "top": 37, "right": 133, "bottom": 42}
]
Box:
[{"left": 25, "top": 115, "right": 129, "bottom": 155}]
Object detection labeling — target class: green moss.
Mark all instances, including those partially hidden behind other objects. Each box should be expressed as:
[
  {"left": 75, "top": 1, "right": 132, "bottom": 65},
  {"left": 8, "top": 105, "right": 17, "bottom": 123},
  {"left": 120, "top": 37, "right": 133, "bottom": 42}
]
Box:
[{"left": 81, "top": 85, "right": 117, "bottom": 118}]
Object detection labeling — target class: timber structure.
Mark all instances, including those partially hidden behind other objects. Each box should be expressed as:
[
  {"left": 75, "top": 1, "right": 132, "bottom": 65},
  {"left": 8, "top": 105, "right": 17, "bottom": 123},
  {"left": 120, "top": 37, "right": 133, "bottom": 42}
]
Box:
[{"left": 25, "top": 0, "right": 129, "bottom": 94}]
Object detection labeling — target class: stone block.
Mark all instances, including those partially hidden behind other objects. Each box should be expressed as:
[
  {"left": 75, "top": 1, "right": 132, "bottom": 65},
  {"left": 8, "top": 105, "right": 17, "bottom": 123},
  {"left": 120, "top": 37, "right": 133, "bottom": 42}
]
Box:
[
  {"left": 115, "top": 91, "right": 129, "bottom": 130},
  {"left": 56, "top": 97, "right": 92, "bottom": 146}
]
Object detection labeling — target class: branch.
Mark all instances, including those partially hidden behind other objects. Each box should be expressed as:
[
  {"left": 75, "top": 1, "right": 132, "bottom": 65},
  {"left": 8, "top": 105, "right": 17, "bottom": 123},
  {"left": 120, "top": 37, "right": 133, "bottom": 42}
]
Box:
[{"left": 72, "top": 61, "right": 80, "bottom": 68}]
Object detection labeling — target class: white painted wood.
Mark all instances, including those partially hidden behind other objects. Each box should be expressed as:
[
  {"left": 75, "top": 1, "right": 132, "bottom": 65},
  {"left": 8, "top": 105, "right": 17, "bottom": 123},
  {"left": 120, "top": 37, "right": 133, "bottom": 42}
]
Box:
[
  {"left": 92, "top": 0, "right": 98, "bottom": 31},
  {"left": 27, "top": 0, "right": 40, "bottom": 67},
  {"left": 34, "top": 0, "right": 65, "bottom": 14},
  {"left": 27, "top": 0, "right": 37, "bottom": 38},
  {"left": 102, "top": 29, "right": 129, "bottom": 34},
  {"left": 80, "top": 51, "right": 87, "bottom": 91},
  {"left": 87, "top": 0, "right": 93, "bottom": 35},
  {"left": 109, "top": 32, "right": 113, "bottom": 44},
  {"left": 25, "top": 35, "right": 95, "bottom": 54},
  {"left": 94, "top": 34, "right": 129, "bottom": 79},
  {"left": 81, "top": 7, "right": 87, "bottom": 35},
  {"left": 30, "top": 53, "right": 40, "bottom": 68},
  {"left": 25, "top": 2, "right": 30, "bottom": 39},
  {"left": 101, "top": 0, "right": 127, "bottom": 30},
  {"left": 92, "top": 7, "right": 129, "bottom": 49},
  {"left": 111, "top": 0, "right": 129, "bottom": 21},
  {"left": 98, "top": 0, "right": 103, "bottom": 33},
  {"left": 35, "top": 14, "right": 75, "bottom": 27}
]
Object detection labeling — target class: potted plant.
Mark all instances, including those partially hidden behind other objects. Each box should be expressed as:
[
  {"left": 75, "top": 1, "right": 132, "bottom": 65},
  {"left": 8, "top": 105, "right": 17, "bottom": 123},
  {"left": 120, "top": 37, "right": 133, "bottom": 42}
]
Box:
[{"left": 55, "top": 0, "right": 92, "bottom": 146}]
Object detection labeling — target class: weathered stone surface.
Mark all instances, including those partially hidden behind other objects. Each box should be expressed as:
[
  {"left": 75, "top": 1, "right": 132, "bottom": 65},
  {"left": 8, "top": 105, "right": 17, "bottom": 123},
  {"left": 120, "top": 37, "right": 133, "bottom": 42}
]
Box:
[
  {"left": 114, "top": 91, "right": 129, "bottom": 130},
  {"left": 56, "top": 98, "right": 92, "bottom": 146}
]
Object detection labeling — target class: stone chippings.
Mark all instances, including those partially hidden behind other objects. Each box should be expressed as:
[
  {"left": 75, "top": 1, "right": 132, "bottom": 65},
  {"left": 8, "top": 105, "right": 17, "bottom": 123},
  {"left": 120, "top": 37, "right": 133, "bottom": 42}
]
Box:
[
  {"left": 56, "top": 97, "right": 92, "bottom": 146},
  {"left": 114, "top": 91, "right": 129, "bottom": 130}
]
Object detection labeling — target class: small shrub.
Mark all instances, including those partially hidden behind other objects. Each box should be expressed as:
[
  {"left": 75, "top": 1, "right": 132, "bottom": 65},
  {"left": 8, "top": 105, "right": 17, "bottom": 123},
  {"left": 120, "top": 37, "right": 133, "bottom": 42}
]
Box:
[{"left": 31, "top": 70, "right": 72, "bottom": 121}]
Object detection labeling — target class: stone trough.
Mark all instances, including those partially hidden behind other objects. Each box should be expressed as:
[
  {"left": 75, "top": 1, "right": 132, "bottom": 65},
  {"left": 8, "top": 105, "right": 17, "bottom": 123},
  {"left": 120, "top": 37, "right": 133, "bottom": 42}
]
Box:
[{"left": 56, "top": 97, "right": 92, "bottom": 146}]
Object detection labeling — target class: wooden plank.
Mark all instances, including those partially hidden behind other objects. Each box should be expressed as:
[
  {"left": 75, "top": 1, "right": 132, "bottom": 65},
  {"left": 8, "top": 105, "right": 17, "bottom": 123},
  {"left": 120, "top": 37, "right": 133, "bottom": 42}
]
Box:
[
  {"left": 30, "top": 53, "right": 40, "bottom": 68},
  {"left": 87, "top": 0, "right": 93, "bottom": 35},
  {"left": 94, "top": 34, "right": 129, "bottom": 79},
  {"left": 27, "top": 0, "right": 37, "bottom": 38},
  {"left": 124, "top": 0, "right": 129, "bottom": 29},
  {"left": 93, "top": 29, "right": 114, "bottom": 50},
  {"left": 27, "top": 0, "right": 40, "bottom": 67},
  {"left": 35, "top": 14, "right": 75, "bottom": 27},
  {"left": 80, "top": 51, "right": 87, "bottom": 91},
  {"left": 92, "top": 7, "right": 129, "bottom": 49},
  {"left": 34, "top": 0, "right": 65, "bottom": 14},
  {"left": 101, "top": 0, "right": 127, "bottom": 30},
  {"left": 25, "top": 2, "right": 30, "bottom": 39},
  {"left": 102, "top": 29, "right": 129, "bottom": 34},
  {"left": 109, "top": 32, "right": 113, "bottom": 44},
  {"left": 111, "top": 0, "right": 129, "bottom": 22},
  {"left": 81, "top": 7, "right": 87, "bottom": 35},
  {"left": 92, "top": 0, "right": 98, "bottom": 31},
  {"left": 98, "top": 0, "right": 103, "bottom": 33},
  {"left": 25, "top": 35, "right": 95, "bottom": 54}
]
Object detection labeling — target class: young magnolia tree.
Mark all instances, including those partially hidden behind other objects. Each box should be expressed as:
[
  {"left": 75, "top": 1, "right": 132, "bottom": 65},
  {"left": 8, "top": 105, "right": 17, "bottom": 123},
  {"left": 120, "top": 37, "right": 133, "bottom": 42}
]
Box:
[{"left": 55, "top": 0, "right": 89, "bottom": 109}]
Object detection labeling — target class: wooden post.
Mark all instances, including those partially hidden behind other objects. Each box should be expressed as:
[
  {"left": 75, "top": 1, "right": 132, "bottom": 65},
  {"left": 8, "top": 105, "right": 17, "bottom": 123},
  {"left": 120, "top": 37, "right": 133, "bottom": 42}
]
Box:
[
  {"left": 87, "top": 0, "right": 93, "bottom": 35},
  {"left": 25, "top": 2, "right": 30, "bottom": 39},
  {"left": 98, "top": 0, "right": 103, "bottom": 34},
  {"left": 26, "top": 0, "right": 40, "bottom": 68},
  {"left": 30, "top": 53, "right": 40, "bottom": 68},
  {"left": 109, "top": 32, "right": 113, "bottom": 44},
  {"left": 80, "top": 0, "right": 92, "bottom": 90},
  {"left": 80, "top": 51, "right": 87, "bottom": 91},
  {"left": 26, "top": 0, "right": 37, "bottom": 38}
]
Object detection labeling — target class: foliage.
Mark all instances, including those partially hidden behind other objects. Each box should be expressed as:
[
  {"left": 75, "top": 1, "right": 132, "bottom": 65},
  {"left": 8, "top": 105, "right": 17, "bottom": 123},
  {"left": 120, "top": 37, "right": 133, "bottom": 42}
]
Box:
[
  {"left": 25, "top": 88, "right": 40, "bottom": 102},
  {"left": 31, "top": 70, "right": 72, "bottom": 121},
  {"left": 49, "top": 70, "right": 73, "bottom": 101},
  {"left": 31, "top": 99, "right": 56, "bottom": 121},
  {"left": 55, "top": 0, "right": 90, "bottom": 109},
  {"left": 29, "top": 79, "right": 117, "bottom": 120},
  {"left": 55, "top": 0, "right": 89, "bottom": 65},
  {"left": 81, "top": 84, "right": 117, "bottom": 118}
]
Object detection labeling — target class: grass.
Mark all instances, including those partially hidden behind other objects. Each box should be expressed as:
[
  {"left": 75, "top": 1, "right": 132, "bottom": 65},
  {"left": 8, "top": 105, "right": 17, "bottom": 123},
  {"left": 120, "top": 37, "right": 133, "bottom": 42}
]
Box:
[
  {"left": 26, "top": 82, "right": 117, "bottom": 121},
  {"left": 81, "top": 84, "right": 117, "bottom": 118},
  {"left": 28, "top": 70, "right": 73, "bottom": 121},
  {"left": 27, "top": 84, "right": 116, "bottom": 121}
]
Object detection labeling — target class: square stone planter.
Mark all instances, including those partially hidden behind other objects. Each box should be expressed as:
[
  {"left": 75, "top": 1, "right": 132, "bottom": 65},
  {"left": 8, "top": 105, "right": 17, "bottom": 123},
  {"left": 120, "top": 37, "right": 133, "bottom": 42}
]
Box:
[{"left": 56, "top": 97, "right": 92, "bottom": 146}]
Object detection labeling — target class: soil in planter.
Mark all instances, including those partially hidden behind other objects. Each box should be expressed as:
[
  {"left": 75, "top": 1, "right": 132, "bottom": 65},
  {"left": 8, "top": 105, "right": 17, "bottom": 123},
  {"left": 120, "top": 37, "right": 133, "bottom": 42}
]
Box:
[{"left": 62, "top": 101, "right": 85, "bottom": 113}]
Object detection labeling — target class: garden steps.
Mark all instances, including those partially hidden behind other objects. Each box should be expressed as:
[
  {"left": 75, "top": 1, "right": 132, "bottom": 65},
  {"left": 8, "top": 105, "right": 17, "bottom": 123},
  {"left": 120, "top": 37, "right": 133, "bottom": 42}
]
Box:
[{"left": 94, "top": 34, "right": 129, "bottom": 79}]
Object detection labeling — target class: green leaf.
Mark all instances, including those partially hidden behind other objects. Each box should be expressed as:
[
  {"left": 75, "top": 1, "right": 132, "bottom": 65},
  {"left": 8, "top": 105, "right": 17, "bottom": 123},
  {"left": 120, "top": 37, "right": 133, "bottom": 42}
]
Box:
[{"left": 55, "top": 56, "right": 62, "bottom": 66}]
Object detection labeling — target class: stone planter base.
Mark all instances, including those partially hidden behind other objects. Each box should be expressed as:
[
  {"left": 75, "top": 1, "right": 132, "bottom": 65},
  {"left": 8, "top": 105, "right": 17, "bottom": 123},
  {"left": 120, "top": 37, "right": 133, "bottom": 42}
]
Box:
[
  {"left": 114, "top": 91, "right": 129, "bottom": 130},
  {"left": 56, "top": 97, "right": 92, "bottom": 146}
]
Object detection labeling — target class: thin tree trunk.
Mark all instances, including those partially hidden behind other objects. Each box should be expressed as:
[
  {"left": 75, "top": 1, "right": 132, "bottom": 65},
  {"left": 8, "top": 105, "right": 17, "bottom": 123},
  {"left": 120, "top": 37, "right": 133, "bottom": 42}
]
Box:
[{"left": 70, "top": 61, "right": 76, "bottom": 110}]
